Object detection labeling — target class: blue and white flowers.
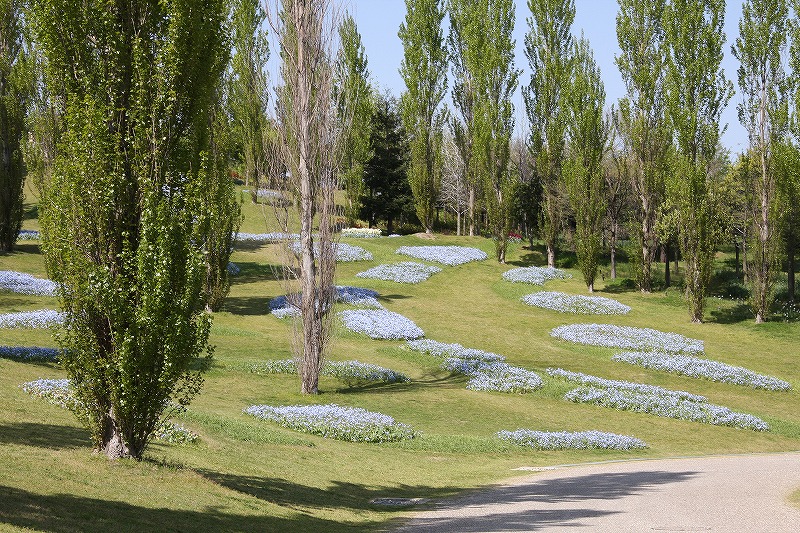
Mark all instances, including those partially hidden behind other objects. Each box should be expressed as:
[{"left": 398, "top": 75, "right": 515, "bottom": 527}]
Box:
[
  {"left": 611, "top": 351, "right": 792, "bottom": 391},
  {"left": 522, "top": 291, "right": 631, "bottom": 315},
  {"left": 0, "top": 346, "right": 60, "bottom": 362},
  {"left": 244, "top": 403, "right": 416, "bottom": 442},
  {"left": 235, "top": 232, "right": 300, "bottom": 243},
  {"left": 546, "top": 368, "right": 707, "bottom": 402},
  {"left": 270, "top": 286, "right": 383, "bottom": 318},
  {"left": 289, "top": 241, "right": 373, "bottom": 262},
  {"left": 341, "top": 227, "right": 382, "bottom": 238},
  {"left": 356, "top": 262, "right": 442, "bottom": 284},
  {"left": 226, "top": 262, "right": 241, "bottom": 276},
  {"left": 406, "top": 339, "right": 506, "bottom": 363},
  {"left": 0, "top": 270, "right": 57, "bottom": 296},
  {"left": 502, "top": 266, "right": 572, "bottom": 285},
  {"left": 0, "top": 309, "right": 65, "bottom": 329},
  {"left": 339, "top": 309, "right": 424, "bottom": 339},
  {"left": 550, "top": 323, "right": 704, "bottom": 354},
  {"left": 247, "top": 359, "right": 410, "bottom": 384},
  {"left": 17, "top": 229, "right": 40, "bottom": 241},
  {"left": 497, "top": 429, "right": 647, "bottom": 450},
  {"left": 395, "top": 245, "right": 487, "bottom": 266}
]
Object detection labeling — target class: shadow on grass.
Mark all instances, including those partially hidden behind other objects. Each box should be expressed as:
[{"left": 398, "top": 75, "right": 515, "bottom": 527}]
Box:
[
  {"left": 707, "top": 303, "right": 753, "bottom": 324},
  {"left": 231, "top": 262, "right": 284, "bottom": 284},
  {"left": 0, "top": 243, "right": 40, "bottom": 256},
  {"left": 599, "top": 278, "right": 638, "bottom": 294},
  {"left": 397, "top": 469, "right": 698, "bottom": 532},
  {"left": 0, "top": 422, "right": 89, "bottom": 450},
  {"left": 221, "top": 296, "right": 272, "bottom": 316},
  {"left": 334, "top": 373, "right": 464, "bottom": 395}
]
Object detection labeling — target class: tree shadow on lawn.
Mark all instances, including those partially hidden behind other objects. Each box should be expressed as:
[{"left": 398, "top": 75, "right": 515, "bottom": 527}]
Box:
[
  {"left": 0, "top": 243, "right": 40, "bottom": 256},
  {"left": 334, "top": 373, "right": 465, "bottom": 395},
  {"left": 0, "top": 422, "right": 90, "bottom": 450},
  {"left": 220, "top": 296, "right": 272, "bottom": 316},
  {"left": 230, "top": 262, "right": 284, "bottom": 284},
  {"left": 398, "top": 469, "right": 698, "bottom": 532},
  {"left": 707, "top": 303, "right": 753, "bottom": 324}
]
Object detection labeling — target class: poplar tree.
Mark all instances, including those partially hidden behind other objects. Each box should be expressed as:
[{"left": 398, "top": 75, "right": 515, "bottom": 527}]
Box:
[
  {"left": 0, "top": 0, "right": 31, "bottom": 251},
  {"left": 524, "top": 0, "right": 575, "bottom": 267},
  {"left": 664, "top": 0, "right": 732, "bottom": 322},
  {"left": 32, "top": 0, "right": 227, "bottom": 459},
  {"left": 565, "top": 36, "right": 608, "bottom": 292},
  {"left": 335, "top": 14, "right": 373, "bottom": 226},
  {"left": 732, "top": 0, "right": 789, "bottom": 323},
  {"left": 399, "top": 0, "right": 448, "bottom": 234},
  {"left": 615, "top": 0, "right": 671, "bottom": 292}
]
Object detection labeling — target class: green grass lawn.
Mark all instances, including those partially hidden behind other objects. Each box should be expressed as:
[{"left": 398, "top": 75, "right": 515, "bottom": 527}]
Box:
[{"left": 1, "top": 192, "right": 799, "bottom": 532}]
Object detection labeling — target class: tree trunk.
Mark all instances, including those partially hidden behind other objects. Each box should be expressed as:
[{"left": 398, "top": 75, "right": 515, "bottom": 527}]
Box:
[
  {"left": 100, "top": 408, "right": 131, "bottom": 459},
  {"left": 734, "top": 241, "right": 740, "bottom": 275},
  {"left": 663, "top": 243, "right": 671, "bottom": 288},
  {"left": 547, "top": 243, "right": 555, "bottom": 268},
  {"left": 788, "top": 236, "right": 796, "bottom": 304},
  {"left": 610, "top": 223, "right": 617, "bottom": 279},
  {"left": 468, "top": 186, "right": 475, "bottom": 237},
  {"left": 456, "top": 211, "right": 461, "bottom": 236}
]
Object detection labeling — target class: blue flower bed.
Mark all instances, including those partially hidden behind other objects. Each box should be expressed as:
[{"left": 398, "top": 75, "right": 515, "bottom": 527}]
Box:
[
  {"left": 338, "top": 309, "right": 424, "bottom": 339},
  {"left": 17, "top": 229, "right": 40, "bottom": 241},
  {"left": 270, "top": 286, "right": 382, "bottom": 318},
  {"left": 406, "top": 339, "right": 506, "bottom": 363},
  {"left": 235, "top": 231, "right": 300, "bottom": 243},
  {"left": 289, "top": 241, "right": 373, "bottom": 262},
  {"left": 498, "top": 429, "right": 647, "bottom": 450},
  {"left": 611, "top": 351, "right": 792, "bottom": 391},
  {"left": 0, "top": 346, "right": 61, "bottom": 362},
  {"left": 356, "top": 262, "right": 442, "bottom": 284},
  {"left": 522, "top": 291, "right": 631, "bottom": 315},
  {"left": 0, "top": 309, "right": 65, "bottom": 329},
  {"left": 547, "top": 367, "right": 707, "bottom": 402},
  {"left": 244, "top": 403, "right": 416, "bottom": 442},
  {"left": 395, "top": 245, "right": 487, "bottom": 266},
  {"left": 0, "top": 270, "right": 57, "bottom": 296},
  {"left": 502, "top": 266, "right": 571, "bottom": 285},
  {"left": 247, "top": 359, "right": 410, "bottom": 384},
  {"left": 226, "top": 262, "right": 241, "bottom": 276},
  {"left": 565, "top": 386, "right": 769, "bottom": 431},
  {"left": 550, "top": 323, "right": 704, "bottom": 354}
]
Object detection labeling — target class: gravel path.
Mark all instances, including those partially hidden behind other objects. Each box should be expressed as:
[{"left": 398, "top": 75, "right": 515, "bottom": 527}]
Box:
[{"left": 394, "top": 452, "right": 800, "bottom": 532}]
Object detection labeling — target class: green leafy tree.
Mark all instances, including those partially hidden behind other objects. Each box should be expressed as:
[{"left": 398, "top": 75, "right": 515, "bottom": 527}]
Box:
[
  {"left": 32, "top": 0, "right": 227, "bottom": 459},
  {"left": 615, "top": 0, "right": 671, "bottom": 292},
  {"left": 664, "top": 0, "right": 733, "bottom": 322},
  {"left": 565, "top": 36, "right": 608, "bottom": 292},
  {"left": 0, "top": 0, "right": 32, "bottom": 251},
  {"left": 523, "top": 0, "right": 575, "bottom": 267},
  {"left": 399, "top": 0, "right": 448, "bottom": 234},
  {"left": 335, "top": 14, "right": 373, "bottom": 227},
  {"left": 732, "top": 0, "right": 789, "bottom": 322}
]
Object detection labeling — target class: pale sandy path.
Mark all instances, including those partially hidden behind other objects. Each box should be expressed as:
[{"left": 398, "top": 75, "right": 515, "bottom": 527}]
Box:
[{"left": 393, "top": 452, "right": 800, "bottom": 532}]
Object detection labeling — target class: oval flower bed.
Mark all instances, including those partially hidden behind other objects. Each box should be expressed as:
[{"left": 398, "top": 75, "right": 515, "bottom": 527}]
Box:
[
  {"left": 338, "top": 309, "right": 424, "bottom": 340},
  {"left": 498, "top": 429, "right": 647, "bottom": 450},
  {"left": 395, "top": 245, "right": 487, "bottom": 266},
  {"left": 550, "top": 323, "right": 704, "bottom": 354},
  {"left": 522, "top": 291, "right": 631, "bottom": 315},
  {"left": 341, "top": 227, "right": 381, "bottom": 238},
  {"left": 270, "top": 286, "right": 382, "bottom": 318},
  {"left": 406, "top": 339, "right": 505, "bottom": 363},
  {"left": 0, "top": 309, "right": 65, "bottom": 329},
  {"left": 0, "top": 270, "right": 58, "bottom": 296},
  {"left": 244, "top": 404, "right": 416, "bottom": 442},
  {"left": 247, "top": 359, "right": 410, "bottom": 384},
  {"left": 611, "top": 351, "right": 792, "bottom": 391},
  {"left": 289, "top": 241, "right": 373, "bottom": 262},
  {"left": 356, "top": 262, "right": 442, "bottom": 284},
  {"left": 502, "top": 266, "right": 571, "bottom": 285},
  {"left": 546, "top": 367, "right": 707, "bottom": 402},
  {"left": 235, "top": 231, "right": 300, "bottom": 243},
  {"left": 0, "top": 346, "right": 61, "bottom": 362}
]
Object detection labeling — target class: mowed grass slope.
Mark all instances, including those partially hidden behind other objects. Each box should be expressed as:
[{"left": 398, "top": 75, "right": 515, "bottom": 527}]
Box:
[{"left": 1, "top": 193, "right": 799, "bottom": 532}]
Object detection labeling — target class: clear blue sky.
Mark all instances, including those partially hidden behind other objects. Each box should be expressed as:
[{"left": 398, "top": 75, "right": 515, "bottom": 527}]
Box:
[{"left": 348, "top": 0, "right": 748, "bottom": 154}]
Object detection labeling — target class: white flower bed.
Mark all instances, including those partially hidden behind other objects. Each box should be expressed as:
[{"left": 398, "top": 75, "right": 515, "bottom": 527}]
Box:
[
  {"left": 247, "top": 359, "right": 410, "bottom": 384},
  {"left": 395, "top": 245, "right": 487, "bottom": 266},
  {"left": 0, "top": 270, "right": 57, "bottom": 296},
  {"left": 550, "top": 323, "right": 704, "bottom": 354},
  {"left": 235, "top": 232, "right": 300, "bottom": 243},
  {"left": 244, "top": 403, "right": 416, "bottom": 442},
  {"left": 270, "top": 286, "right": 382, "bottom": 318},
  {"left": 611, "top": 351, "right": 792, "bottom": 391},
  {"left": 341, "top": 227, "right": 382, "bottom": 238},
  {"left": 522, "top": 291, "right": 631, "bottom": 315},
  {"left": 338, "top": 309, "right": 424, "bottom": 339},
  {"left": 0, "top": 309, "right": 65, "bottom": 329},
  {"left": 498, "top": 429, "right": 647, "bottom": 450},
  {"left": 0, "top": 346, "right": 60, "bottom": 362},
  {"left": 356, "top": 262, "right": 442, "bottom": 284},
  {"left": 565, "top": 386, "right": 769, "bottom": 431},
  {"left": 289, "top": 241, "right": 373, "bottom": 262},
  {"left": 17, "top": 229, "right": 40, "bottom": 241},
  {"left": 502, "top": 266, "right": 572, "bottom": 285},
  {"left": 406, "top": 339, "right": 506, "bottom": 363},
  {"left": 22, "top": 379, "right": 198, "bottom": 442},
  {"left": 546, "top": 368, "right": 706, "bottom": 402}
]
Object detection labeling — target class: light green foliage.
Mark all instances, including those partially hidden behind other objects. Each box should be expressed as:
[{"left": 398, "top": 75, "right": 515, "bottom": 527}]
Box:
[
  {"left": 732, "top": 0, "right": 789, "bottom": 322},
  {"left": 615, "top": 0, "right": 671, "bottom": 293},
  {"left": 399, "top": 0, "right": 448, "bottom": 233},
  {"left": 32, "top": 0, "right": 226, "bottom": 459},
  {"left": 523, "top": 0, "right": 575, "bottom": 267},
  {"left": 0, "top": 0, "right": 32, "bottom": 251},
  {"left": 335, "top": 14, "right": 374, "bottom": 226},
  {"left": 664, "top": 0, "right": 732, "bottom": 322},
  {"left": 565, "top": 36, "right": 607, "bottom": 292}
]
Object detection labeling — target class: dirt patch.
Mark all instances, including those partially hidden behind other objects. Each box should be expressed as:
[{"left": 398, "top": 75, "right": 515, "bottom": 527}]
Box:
[{"left": 412, "top": 232, "right": 436, "bottom": 240}]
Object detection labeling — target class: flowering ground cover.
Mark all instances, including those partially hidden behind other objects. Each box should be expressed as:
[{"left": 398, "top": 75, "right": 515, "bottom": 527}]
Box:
[
  {"left": 502, "top": 266, "right": 572, "bottom": 285},
  {"left": 247, "top": 359, "right": 410, "bottom": 384},
  {"left": 270, "top": 286, "right": 382, "bottom": 318},
  {"left": 289, "top": 241, "right": 373, "bottom": 262},
  {"left": 497, "top": 429, "right": 647, "bottom": 450},
  {"left": 235, "top": 231, "right": 300, "bottom": 243},
  {"left": 226, "top": 262, "right": 241, "bottom": 276},
  {"left": 341, "top": 228, "right": 382, "bottom": 238},
  {"left": 611, "top": 351, "right": 792, "bottom": 391},
  {"left": 356, "top": 261, "right": 442, "bottom": 284},
  {"left": 550, "top": 323, "right": 704, "bottom": 354},
  {"left": 0, "top": 346, "right": 60, "bottom": 362},
  {"left": 522, "top": 291, "right": 631, "bottom": 315},
  {"left": 546, "top": 368, "right": 707, "bottom": 402},
  {"left": 338, "top": 309, "right": 424, "bottom": 340},
  {"left": 395, "top": 245, "right": 487, "bottom": 266},
  {"left": 0, "top": 309, "right": 65, "bottom": 329},
  {"left": 244, "top": 404, "right": 416, "bottom": 442},
  {"left": 406, "top": 339, "right": 506, "bottom": 363},
  {"left": 0, "top": 271, "right": 58, "bottom": 296},
  {"left": 17, "top": 229, "right": 40, "bottom": 240}
]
